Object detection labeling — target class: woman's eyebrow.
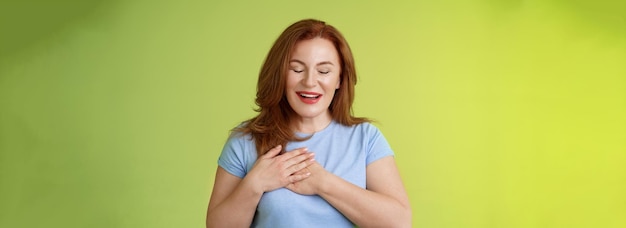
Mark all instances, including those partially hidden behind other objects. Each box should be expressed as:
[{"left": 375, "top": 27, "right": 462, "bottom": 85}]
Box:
[
  {"left": 289, "top": 59, "right": 334, "bottom": 66},
  {"left": 316, "top": 61, "right": 334, "bottom": 66},
  {"left": 289, "top": 59, "right": 305, "bottom": 64}
]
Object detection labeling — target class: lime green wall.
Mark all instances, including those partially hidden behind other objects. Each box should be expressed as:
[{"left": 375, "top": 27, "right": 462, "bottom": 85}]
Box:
[{"left": 1, "top": 0, "right": 625, "bottom": 227}]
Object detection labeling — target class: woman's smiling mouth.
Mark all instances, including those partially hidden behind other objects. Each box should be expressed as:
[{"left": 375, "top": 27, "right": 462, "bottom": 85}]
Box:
[{"left": 296, "top": 91, "right": 322, "bottom": 104}]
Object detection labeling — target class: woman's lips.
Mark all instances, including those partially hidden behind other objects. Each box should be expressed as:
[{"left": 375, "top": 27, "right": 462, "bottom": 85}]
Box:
[{"left": 296, "top": 91, "right": 322, "bottom": 104}]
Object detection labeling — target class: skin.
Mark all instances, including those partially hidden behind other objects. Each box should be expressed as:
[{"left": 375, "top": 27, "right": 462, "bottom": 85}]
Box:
[
  {"left": 285, "top": 38, "right": 341, "bottom": 133},
  {"left": 206, "top": 146, "right": 315, "bottom": 227},
  {"left": 206, "top": 38, "right": 411, "bottom": 227}
]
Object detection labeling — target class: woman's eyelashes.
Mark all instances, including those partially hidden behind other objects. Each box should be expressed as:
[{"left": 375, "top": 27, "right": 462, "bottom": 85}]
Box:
[{"left": 290, "top": 68, "right": 331, "bottom": 75}]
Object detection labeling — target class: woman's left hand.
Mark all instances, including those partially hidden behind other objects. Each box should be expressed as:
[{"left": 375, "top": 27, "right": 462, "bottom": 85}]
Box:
[{"left": 286, "top": 161, "right": 329, "bottom": 195}]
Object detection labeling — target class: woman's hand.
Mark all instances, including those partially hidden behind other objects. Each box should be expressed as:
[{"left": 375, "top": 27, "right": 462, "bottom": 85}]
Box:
[
  {"left": 246, "top": 145, "right": 316, "bottom": 193},
  {"left": 286, "top": 161, "right": 330, "bottom": 195}
]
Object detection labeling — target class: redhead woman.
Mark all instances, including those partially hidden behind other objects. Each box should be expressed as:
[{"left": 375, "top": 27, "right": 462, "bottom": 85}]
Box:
[{"left": 206, "top": 19, "right": 411, "bottom": 228}]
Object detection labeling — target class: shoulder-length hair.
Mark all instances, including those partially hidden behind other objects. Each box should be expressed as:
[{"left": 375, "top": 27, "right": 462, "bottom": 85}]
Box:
[{"left": 235, "top": 18, "right": 368, "bottom": 156}]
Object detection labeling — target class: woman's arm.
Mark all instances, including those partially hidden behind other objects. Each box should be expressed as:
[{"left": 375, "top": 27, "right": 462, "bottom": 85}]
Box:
[
  {"left": 206, "top": 145, "right": 315, "bottom": 228},
  {"left": 287, "top": 156, "right": 412, "bottom": 228},
  {"left": 206, "top": 167, "right": 261, "bottom": 228}
]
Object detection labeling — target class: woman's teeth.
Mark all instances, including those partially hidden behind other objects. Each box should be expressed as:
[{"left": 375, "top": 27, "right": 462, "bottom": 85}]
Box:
[{"left": 300, "top": 93, "right": 320, "bottom": 98}]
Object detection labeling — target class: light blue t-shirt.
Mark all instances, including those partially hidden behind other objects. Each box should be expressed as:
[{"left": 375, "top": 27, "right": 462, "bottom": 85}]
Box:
[{"left": 217, "top": 120, "right": 394, "bottom": 228}]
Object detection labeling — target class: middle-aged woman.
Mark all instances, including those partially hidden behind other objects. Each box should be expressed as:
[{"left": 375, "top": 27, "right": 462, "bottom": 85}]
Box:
[{"left": 206, "top": 19, "right": 411, "bottom": 227}]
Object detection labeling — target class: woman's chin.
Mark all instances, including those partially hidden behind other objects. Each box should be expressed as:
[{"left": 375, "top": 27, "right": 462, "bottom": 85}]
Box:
[{"left": 292, "top": 109, "right": 330, "bottom": 120}]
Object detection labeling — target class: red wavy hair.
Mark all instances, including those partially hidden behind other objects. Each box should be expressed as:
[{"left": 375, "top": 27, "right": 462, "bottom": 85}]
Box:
[{"left": 235, "top": 19, "right": 369, "bottom": 156}]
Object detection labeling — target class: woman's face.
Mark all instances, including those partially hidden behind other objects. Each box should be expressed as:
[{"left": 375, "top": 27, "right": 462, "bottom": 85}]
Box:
[{"left": 285, "top": 38, "right": 341, "bottom": 122}]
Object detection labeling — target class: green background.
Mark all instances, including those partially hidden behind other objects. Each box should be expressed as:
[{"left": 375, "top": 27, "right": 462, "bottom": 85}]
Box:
[{"left": 1, "top": 0, "right": 625, "bottom": 227}]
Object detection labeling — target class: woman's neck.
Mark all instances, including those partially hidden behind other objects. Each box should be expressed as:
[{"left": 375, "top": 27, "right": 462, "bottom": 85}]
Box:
[{"left": 292, "top": 112, "right": 332, "bottom": 134}]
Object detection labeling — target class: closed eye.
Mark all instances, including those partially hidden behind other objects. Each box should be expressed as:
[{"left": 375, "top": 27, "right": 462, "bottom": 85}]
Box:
[
  {"left": 319, "top": 71, "right": 329, "bottom": 74},
  {"left": 292, "top": 69, "right": 303, "bottom": 73}
]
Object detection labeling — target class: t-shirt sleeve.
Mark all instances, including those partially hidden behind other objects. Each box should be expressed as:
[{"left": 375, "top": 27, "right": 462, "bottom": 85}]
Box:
[
  {"left": 217, "top": 135, "right": 248, "bottom": 178},
  {"left": 365, "top": 124, "right": 395, "bottom": 165}
]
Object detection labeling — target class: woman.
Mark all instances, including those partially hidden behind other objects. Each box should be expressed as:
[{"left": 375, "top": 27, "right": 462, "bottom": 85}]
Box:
[{"left": 206, "top": 19, "right": 411, "bottom": 228}]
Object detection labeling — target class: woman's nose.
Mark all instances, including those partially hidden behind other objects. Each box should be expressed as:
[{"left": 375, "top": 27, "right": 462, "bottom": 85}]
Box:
[{"left": 302, "top": 71, "right": 316, "bottom": 87}]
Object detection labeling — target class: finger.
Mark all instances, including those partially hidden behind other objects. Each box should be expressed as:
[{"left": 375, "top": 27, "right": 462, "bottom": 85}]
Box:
[
  {"left": 279, "top": 147, "right": 308, "bottom": 160},
  {"left": 288, "top": 171, "right": 311, "bottom": 183},
  {"left": 262, "top": 145, "right": 282, "bottom": 158},
  {"left": 285, "top": 152, "right": 315, "bottom": 170},
  {"left": 287, "top": 156, "right": 315, "bottom": 174}
]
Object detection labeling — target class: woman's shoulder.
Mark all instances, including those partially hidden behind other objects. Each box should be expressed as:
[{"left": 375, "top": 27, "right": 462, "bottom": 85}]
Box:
[
  {"left": 336, "top": 120, "right": 383, "bottom": 135},
  {"left": 225, "top": 122, "right": 254, "bottom": 143},
  {"left": 351, "top": 120, "right": 379, "bottom": 129},
  {"left": 220, "top": 124, "right": 255, "bottom": 159}
]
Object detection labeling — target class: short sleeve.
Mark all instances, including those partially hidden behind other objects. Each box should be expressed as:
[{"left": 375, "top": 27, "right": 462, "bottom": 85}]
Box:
[
  {"left": 365, "top": 124, "right": 395, "bottom": 165},
  {"left": 217, "top": 134, "right": 248, "bottom": 178}
]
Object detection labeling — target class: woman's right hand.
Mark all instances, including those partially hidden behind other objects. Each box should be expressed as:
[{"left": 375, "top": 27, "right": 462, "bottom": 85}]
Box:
[{"left": 246, "top": 145, "right": 315, "bottom": 193}]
